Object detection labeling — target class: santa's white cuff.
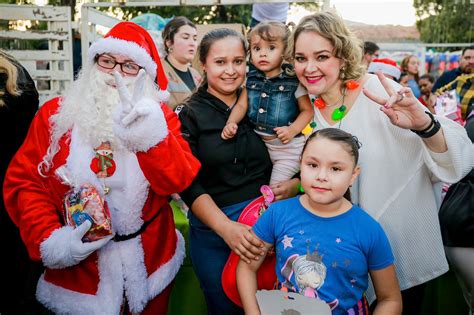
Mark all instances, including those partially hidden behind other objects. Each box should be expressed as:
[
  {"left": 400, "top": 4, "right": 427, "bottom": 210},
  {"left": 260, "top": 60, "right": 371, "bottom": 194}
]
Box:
[
  {"left": 40, "top": 226, "right": 77, "bottom": 269},
  {"left": 114, "top": 99, "right": 168, "bottom": 152}
]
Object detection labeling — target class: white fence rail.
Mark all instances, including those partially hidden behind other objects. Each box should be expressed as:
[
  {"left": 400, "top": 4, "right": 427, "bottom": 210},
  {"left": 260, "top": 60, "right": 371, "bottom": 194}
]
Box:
[{"left": 0, "top": 4, "right": 73, "bottom": 105}]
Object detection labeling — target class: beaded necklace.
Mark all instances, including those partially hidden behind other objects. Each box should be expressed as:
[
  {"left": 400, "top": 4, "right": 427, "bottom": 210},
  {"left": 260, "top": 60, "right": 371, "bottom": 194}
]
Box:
[
  {"left": 303, "top": 80, "right": 360, "bottom": 135},
  {"left": 314, "top": 87, "right": 347, "bottom": 123}
]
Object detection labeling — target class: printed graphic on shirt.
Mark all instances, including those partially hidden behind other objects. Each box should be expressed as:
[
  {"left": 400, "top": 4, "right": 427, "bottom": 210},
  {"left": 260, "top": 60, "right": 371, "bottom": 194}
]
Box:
[{"left": 280, "top": 249, "right": 339, "bottom": 311}]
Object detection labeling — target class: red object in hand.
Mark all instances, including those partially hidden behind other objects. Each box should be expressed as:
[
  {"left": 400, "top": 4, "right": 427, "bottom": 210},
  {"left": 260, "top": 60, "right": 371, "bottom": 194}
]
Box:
[{"left": 221, "top": 195, "right": 277, "bottom": 307}]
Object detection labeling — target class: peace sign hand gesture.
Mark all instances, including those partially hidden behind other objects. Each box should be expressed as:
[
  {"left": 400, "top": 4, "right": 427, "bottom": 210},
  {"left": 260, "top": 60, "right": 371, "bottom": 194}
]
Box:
[
  {"left": 113, "top": 70, "right": 150, "bottom": 126},
  {"left": 363, "top": 71, "right": 431, "bottom": 131},
  {"left": 112, "top": 70, "right": 169, "bottom": 152}
]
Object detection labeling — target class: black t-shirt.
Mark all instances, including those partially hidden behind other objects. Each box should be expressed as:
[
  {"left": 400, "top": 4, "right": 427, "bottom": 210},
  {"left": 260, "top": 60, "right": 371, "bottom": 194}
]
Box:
[
  {"left": 166, "top": 57, "right": 196, "bottom": 91},
  {"left": 177, "top": 85, "right": 272, "bottom": 209}
]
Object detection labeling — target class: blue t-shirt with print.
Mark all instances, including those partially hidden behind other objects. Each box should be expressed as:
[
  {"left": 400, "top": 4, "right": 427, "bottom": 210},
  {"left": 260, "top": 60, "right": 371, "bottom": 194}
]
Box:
[{"left": 253, "top": 196, "right": 394, "bottom": 314}]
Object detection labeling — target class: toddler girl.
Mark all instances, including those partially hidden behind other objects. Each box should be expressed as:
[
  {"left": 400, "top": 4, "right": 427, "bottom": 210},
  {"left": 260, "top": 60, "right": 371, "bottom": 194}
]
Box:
[{"left": 221, "top": 21, "right": 313, "bottom": 184}]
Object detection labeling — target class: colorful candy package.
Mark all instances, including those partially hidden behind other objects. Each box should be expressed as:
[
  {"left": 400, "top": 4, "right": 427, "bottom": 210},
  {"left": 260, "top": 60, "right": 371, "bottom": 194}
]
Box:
[{"left": 56, "top": 167, "right": 113, "bottom": 242}]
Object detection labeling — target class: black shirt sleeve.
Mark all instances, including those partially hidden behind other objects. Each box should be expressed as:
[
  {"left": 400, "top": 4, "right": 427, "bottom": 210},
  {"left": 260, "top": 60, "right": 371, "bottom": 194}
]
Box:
[{"left": 177, "top": 105, "right": 208, "bottom": 206}]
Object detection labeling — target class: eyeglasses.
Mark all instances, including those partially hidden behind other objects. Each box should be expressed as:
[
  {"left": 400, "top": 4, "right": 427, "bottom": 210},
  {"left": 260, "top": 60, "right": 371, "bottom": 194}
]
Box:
[{"left": 96, "top": 55, "right": 142, "bottom": 75}]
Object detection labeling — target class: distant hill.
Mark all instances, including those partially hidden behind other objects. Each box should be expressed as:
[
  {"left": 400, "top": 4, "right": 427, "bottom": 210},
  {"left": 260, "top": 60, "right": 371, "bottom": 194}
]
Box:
[{"left": 345, "top": 20, "right": 420, "bottom": 42}]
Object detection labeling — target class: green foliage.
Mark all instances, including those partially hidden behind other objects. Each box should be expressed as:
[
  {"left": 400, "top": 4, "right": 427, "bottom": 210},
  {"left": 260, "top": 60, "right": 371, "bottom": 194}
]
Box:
[
  {"left": 101, "top": 4, "right": 252, "bottom": 26},
  {"left": 414, "top": 0, "right": 473, "bottom": 43}
]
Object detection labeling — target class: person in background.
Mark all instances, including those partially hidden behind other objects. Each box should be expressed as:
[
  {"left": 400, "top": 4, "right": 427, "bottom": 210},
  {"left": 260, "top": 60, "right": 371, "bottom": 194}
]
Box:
[
  {"left": 433, "top": 47, "right": 474, "bottom": 121},
  {"left": 162, "top": 16, "right": 202, "bottom": 110},
  {"left": 177, "top": 28, "right": 299, "bottom": 314},
  {"left": 434, "top": 72, "right": 473, "bottom": 121},
  {"left": 0, "top": 50, "right": 40, "bottom": 314},
  {"left": 250, "top": 2, "right": 289, "bottom": 28},
  {"left": 368, "top": 58, "right": 401, "bottom": 81},
  {"left": 237, "top": 128, "right": 402, "bottom": 315},
  {"left": 362, "top": 41, "right": 380, "bottom": 69},
  {"left": 401, "top": 54, "right": 422, "bottom": 98},
  {"left": 438, "top": 111, "right": 474, "bottom": 315},
  {"left": 399, "top": 72, "right": 409, "bottom": 87},
  {"left": 3, "top": 22, "right": 200, "bottom": 314},
  {"left": 432, "top": 46, "right": 474, "bottom": 92},
  {"left": 418, "top": 74, "right": 436, "bottom": 114},
  {"left": 72, "top": 30, "right": 82, "bottom": 77},
  {"left": 291, "top": 10, "right": 473, "bottom": 315}
]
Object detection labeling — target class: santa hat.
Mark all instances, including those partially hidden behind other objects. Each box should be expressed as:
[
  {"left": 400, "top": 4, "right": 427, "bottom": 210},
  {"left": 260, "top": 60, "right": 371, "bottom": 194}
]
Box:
[
  {"left": 368, "top": 58, "right": 401, "bottom": 80},
  {"left": 88, "top": 22, "right": 168, "bottom": 92}
]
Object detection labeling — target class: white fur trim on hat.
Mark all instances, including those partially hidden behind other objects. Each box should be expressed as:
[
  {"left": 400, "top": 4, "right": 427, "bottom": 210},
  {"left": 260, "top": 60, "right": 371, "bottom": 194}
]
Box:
[
  {"left": 88, "top": 37, "right": 157, "bottom": 79},
  {"left": 368, "top": 61, "right": 401, "bottom": 80}
]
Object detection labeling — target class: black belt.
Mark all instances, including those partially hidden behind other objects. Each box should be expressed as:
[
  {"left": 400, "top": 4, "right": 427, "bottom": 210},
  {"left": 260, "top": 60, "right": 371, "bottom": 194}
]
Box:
[{"left": 113, "top": 207, "right": 162, "bottom": 242}]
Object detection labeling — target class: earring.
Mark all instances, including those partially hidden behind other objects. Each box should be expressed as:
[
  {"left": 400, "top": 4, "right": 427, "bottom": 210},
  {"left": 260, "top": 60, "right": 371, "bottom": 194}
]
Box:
[
  {"left": 168, "top": 46, "right": 173, "bottom": 53},
  {"left": 339, "top": 67, "right": 346, "bottom": 80}
]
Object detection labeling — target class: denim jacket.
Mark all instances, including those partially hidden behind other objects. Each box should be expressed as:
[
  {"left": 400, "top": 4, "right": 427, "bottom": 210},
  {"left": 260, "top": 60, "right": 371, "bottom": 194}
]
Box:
[{"left": 246, "top": 67, "right": 300, "bottom": 135}]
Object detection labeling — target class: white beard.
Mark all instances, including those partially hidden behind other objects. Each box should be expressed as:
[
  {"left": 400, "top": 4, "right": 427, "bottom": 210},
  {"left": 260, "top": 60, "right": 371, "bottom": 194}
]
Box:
[
  {"left": 39, "top": 65, "right": 159, "bottom": 175},
  {"left": 62, "top": 67, "right": 143, "bottom": 149}
]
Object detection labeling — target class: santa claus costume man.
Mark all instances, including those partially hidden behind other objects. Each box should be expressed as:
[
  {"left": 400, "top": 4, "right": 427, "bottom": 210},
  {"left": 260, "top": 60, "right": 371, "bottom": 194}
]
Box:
[{"left": 3, "top": 22, "right": 200, "bottom": 314}]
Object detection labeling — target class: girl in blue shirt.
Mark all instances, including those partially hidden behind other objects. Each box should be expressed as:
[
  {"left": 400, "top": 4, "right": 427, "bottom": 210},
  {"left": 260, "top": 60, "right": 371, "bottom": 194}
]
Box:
[{"left": 237, "top": 128, "right": 402, "bottom": 314}]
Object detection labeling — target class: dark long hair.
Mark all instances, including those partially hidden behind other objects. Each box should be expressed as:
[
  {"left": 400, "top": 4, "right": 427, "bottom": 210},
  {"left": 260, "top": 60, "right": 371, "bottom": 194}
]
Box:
[{"left": 302, "top": 128, "right": 362, "bottom": 201}]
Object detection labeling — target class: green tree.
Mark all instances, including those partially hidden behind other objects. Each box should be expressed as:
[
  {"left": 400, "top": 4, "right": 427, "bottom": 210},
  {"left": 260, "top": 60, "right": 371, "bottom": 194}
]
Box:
[
  {"left": 79, "top": 4, "right": 252, "bottom": 26},
  {"left": 414, "top": 0, "right": 473, "bottom": 43}
]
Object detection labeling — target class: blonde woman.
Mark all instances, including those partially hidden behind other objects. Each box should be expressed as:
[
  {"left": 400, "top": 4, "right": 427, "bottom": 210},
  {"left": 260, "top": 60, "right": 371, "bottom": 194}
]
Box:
[
  {"left": 290, "top": 11, "right": 473, "bottom": 315},
  {"left": 0, "top": 50, "right": 39, "bottom": 313}
]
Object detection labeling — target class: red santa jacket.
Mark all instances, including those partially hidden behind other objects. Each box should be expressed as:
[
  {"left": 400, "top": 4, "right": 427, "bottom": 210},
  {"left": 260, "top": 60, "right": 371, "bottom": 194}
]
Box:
[{"left": 3, "top": 98, "right": 200, "bottom": 314}]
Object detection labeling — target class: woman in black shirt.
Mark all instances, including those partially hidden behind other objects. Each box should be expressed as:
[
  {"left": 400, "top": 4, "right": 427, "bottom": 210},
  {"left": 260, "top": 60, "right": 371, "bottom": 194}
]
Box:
[{"left": 178, "top": 28, "right": 298, "bottom": 314}]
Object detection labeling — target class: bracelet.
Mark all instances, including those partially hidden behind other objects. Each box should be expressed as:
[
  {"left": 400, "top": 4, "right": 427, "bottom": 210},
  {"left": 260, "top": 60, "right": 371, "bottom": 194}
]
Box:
[{"left": 410, "top": 111, "right": 441, "bottom": 138}]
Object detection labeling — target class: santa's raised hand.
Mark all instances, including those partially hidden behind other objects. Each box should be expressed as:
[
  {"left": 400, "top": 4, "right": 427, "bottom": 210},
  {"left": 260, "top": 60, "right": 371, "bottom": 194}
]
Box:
[
  {"left": 112, "top": 69, "right": 168, "bottom": 152},
  {"left": 113, "top": 69, "right": 150, "bottom": 126}
]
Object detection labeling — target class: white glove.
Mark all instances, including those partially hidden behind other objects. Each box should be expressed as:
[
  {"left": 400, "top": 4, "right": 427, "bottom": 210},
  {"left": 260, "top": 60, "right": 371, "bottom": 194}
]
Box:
[
  {"left": 69, "top": 221, "right": 112, "bottom": 263},
  {"left": 112, "top": 70, "right": 168, "bottom": 152},
  {"left": 40, "top": 221, "right": 112, "bottom": 269}
]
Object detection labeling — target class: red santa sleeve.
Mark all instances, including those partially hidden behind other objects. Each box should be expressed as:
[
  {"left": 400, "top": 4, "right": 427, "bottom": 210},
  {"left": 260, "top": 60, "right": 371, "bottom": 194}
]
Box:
[
  {"left": 135, "top": 103, "right": 200, "bottom": 196},
  {"left": 3, "top": 98, "right": 66, "bottom": 261}
]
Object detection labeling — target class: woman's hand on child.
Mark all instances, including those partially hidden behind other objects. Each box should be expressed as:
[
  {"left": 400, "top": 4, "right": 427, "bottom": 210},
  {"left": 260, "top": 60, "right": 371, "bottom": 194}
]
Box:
[
  {"left": 274, "top": 126, "right": 297, "bottom": 144},
  {"left": 219, "top": 220, "right": 265, "bottom": 264},
  {"left": 363, "top": 71, "right": 431, "bottom": 131},
  {"left": 221, "top": 122, "right": 238, "bottom": 140}
]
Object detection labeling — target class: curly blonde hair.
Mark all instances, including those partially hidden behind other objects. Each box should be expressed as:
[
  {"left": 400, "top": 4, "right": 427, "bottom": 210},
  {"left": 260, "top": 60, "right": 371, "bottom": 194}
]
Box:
[
  {"left": 288, "top": 10, "right": 366, "bottom": 83},
  {"left": 0, "top": 50, "right": 21, "bottom": 107}
]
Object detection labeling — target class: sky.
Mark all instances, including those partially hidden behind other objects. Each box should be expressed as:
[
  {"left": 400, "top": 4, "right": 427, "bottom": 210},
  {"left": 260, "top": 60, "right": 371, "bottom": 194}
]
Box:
[{"left": 288, "top": 0, "right": 417, "bottom": 26}]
